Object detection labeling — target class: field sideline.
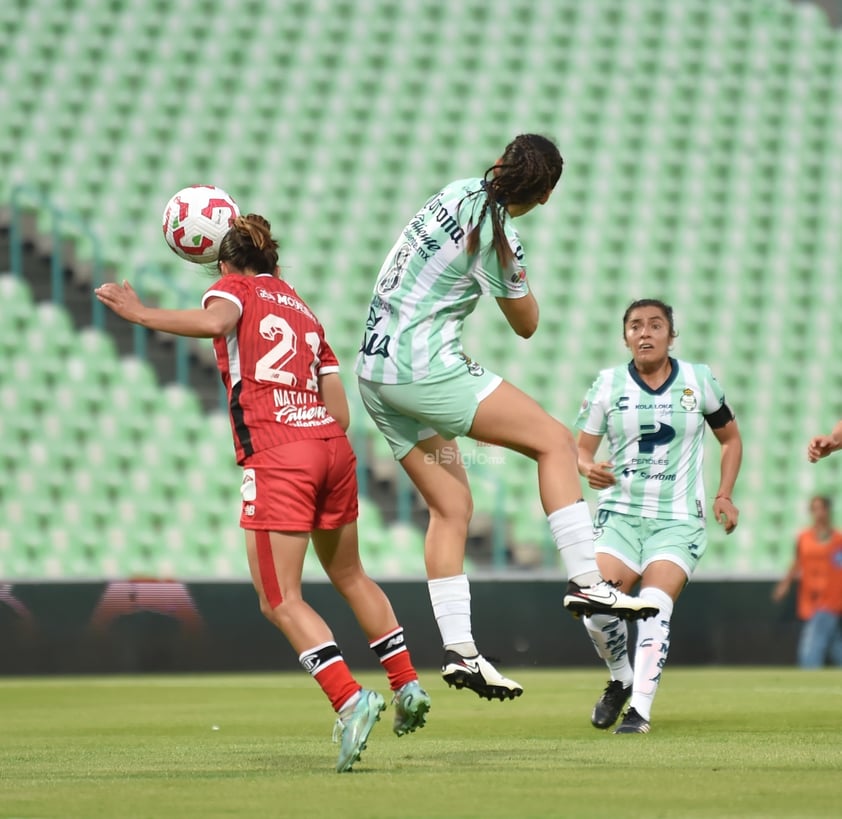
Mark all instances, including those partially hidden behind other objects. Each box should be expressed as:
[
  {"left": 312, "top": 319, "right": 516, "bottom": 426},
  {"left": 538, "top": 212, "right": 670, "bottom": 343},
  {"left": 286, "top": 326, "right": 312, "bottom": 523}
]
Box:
[{"left": 2, "top": 669, "right": 840, "bottom": 818}]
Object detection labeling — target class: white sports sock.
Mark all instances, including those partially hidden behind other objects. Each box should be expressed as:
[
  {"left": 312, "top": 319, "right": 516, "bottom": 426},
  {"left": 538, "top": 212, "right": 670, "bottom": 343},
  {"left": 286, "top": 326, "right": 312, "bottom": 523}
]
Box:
[
  {"left": 428, "top": 574, "right": 476, "bottom": 652},
  {"left": 583, "top": 614, "right": 633, "bottom": 686},
  {"left": 630, "top": 587, "right": 674, "bottom": 721},
  {"left": 548, "top": 502, "right": 600, "bottom": 586}
]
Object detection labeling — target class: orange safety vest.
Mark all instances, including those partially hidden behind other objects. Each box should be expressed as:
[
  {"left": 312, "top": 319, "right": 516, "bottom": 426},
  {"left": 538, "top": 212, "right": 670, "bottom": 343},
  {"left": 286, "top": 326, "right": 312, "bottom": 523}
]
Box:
[{"left": 795, "top": 528, "right": 842, "bottom": 619}]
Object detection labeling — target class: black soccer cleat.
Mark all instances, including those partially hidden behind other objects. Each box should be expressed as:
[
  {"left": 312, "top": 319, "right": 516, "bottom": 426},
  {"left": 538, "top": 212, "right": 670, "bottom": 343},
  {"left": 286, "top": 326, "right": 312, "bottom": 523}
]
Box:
[
  {"left": 591, "top": 680, "right": 632, "bottom": 729},
  {"left": 614, "top": 706, "right": 651, "bottom": 734},
  {"left": 563, "top": 580, "right": 660, "bottom": 621},
  {"left": 441, "top": 650, "right": 523, "bottom": 701}
]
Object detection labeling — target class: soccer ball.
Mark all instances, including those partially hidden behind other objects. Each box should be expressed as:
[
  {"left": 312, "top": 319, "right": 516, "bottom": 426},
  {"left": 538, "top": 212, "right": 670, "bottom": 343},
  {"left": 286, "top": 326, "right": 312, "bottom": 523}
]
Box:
[{"left": 162, "top": 185, "right": 240, "bottom": 264}]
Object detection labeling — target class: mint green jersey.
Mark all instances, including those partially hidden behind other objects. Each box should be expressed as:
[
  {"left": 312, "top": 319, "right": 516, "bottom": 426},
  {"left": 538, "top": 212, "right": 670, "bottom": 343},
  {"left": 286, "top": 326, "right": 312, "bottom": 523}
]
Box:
[
  {"left": 575, "top": 358, "right": 729, "bottom": 521},
  {"left": 355, "top": 178, "right": 528, "bottom": 384}
]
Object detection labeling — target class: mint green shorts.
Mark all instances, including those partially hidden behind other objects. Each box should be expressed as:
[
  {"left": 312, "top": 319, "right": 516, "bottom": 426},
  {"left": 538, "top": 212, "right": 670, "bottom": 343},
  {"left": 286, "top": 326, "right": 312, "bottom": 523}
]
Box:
[
  {"left": 593, "top": 509, "right": 707, "bottom": 579},
  {"left": 358, "top": 358, "right": 502, "bottom": 460}
]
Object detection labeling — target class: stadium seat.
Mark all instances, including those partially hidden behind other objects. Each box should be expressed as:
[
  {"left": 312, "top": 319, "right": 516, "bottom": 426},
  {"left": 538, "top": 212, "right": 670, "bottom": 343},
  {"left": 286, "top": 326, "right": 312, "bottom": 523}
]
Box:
[{"left": 3, "top": 0, "right": 841, "bottom": 577}]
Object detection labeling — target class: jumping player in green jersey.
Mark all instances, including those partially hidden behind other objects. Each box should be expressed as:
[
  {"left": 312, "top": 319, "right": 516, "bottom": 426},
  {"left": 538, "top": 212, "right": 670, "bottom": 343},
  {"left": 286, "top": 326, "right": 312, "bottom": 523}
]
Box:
[
  {"left": 576, "top": 299, "right": 742, "bottom": 733},
  {"left": 356, "top": 134, "right": 658, "bottom": 702}
]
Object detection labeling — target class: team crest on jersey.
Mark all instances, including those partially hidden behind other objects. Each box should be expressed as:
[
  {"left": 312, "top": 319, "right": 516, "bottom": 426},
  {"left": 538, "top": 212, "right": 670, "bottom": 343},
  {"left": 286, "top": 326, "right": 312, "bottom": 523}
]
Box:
[
  {"left": 680, "top": 388, "right": 697, "bottom": 411},
  {"left": 377, "top": 243, "right": 412, "bottom": 295}
]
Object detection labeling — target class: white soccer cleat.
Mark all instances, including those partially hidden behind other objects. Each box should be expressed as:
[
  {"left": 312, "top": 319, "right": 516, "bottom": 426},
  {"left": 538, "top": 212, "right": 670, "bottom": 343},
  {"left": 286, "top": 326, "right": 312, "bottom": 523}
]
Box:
[
  {"left": 563, "top": 580, "right": 659, "bottom": 621},
  {"left": 441, "top": 650, "right": 523, "bottom": 701}
]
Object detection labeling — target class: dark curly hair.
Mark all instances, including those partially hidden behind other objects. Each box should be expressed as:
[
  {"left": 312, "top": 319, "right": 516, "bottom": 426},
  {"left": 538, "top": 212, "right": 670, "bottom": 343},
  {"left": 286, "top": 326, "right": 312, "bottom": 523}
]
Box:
[{"left": 461, "top": 134, "right": 563, "bottom": 270}]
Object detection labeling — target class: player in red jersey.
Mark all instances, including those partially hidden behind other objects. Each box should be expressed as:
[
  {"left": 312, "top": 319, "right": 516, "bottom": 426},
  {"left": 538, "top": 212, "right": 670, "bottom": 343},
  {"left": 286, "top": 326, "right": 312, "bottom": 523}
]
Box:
[{"left": 96, "top": 214, "right": 430, "bottom": 772}]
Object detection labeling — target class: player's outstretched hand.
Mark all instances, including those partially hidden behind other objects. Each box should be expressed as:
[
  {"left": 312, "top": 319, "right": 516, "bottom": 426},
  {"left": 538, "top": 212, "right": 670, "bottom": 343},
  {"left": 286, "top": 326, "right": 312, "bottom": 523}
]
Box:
[
  {"left": 583, "top": 461, "right": 616, "bottom": 490},
  {"left": 807, "top": 435, "right": 837, "bottom": 463},
  {"left": 95, "top": 281, "right": 145, "bottom": 324},
  {"left": 713, "top": 497, "right": 738, "bottom": 534}
]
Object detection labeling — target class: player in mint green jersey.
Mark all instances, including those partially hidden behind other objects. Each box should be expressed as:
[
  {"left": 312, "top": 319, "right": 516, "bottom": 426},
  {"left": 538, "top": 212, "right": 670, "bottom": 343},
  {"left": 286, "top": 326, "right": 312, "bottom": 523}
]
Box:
[
  {"left": 576, "top": 299, "right": 742, "bottom": 733},
  {"left": 356, "top": 134, "right": 658, "bottom": 702}
]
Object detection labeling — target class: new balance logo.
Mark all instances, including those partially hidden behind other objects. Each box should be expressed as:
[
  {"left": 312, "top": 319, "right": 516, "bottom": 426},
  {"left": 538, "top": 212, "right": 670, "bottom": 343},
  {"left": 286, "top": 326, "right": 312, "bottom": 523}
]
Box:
[{"left": 383, "top": 634, "right": 404, "bottom": 650}]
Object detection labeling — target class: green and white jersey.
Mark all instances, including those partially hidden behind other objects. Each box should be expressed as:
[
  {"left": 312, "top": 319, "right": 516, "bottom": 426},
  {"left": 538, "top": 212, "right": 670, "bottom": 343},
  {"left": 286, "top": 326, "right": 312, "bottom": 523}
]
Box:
[
  {"left": 355, "top": 178, "right": 528, "bottom": 384},
  {"left": 575, "top": 358, "right": 729, "bottom": 521}
]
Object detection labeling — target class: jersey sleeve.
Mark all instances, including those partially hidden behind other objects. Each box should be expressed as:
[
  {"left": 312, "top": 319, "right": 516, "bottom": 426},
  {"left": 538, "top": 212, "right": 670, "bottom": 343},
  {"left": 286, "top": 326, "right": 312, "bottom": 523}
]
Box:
[
  {"left": 202, "top": 275, "right": 249, "bottom": 315},
  {"left": 318, "top": 334, "right": 340, "bottom": 376},
  {"left": 699, "top": 365, "right": 735, "bottom": 428},
  {"left": 471, "top": 219, "right": 529, "bottom": 299},
  {"left": 575, "top": 372, "right": 608, "bottom": 435}
]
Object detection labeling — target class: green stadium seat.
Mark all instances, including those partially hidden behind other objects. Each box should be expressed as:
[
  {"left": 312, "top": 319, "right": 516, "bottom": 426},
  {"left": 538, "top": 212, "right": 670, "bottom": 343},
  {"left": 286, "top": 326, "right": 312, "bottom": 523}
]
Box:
[{"left": 3, "top": 0, "right": 841, "bottom": 577}]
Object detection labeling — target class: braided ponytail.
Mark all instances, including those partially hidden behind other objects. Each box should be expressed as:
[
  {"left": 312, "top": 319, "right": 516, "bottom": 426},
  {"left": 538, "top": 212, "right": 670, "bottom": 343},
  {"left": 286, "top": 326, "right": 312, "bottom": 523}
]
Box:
[{"left": 464, "top": 134, "right": 563, "bottom": 269}]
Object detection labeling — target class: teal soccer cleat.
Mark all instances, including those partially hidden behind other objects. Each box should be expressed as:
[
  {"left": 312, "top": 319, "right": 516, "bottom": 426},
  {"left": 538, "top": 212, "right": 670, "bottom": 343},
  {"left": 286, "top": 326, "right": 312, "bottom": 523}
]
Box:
[
  {"left": 333, "top": 689, "right": 386, "bottom": 773},
  {"left": 391, "top": 680, "right": 431, "bottom": 737}
]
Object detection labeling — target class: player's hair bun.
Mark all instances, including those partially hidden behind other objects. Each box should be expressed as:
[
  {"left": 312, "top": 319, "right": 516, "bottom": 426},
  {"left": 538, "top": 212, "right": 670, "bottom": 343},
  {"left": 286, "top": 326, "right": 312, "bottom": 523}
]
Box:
[
  {"left": 218, "top": 213, "right": 279, "bottom": 275},
  {"left": 233, "top": 214, "right": 275, "bottom": 252}
]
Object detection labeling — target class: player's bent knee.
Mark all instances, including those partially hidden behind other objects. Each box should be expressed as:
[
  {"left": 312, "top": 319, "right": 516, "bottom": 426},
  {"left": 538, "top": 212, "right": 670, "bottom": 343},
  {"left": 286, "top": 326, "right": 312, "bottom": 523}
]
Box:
[
  {"left": 324, "top": 562, "right": 366, "bottom": 593},
  {"left": 257, "top": 595, "right": 277, "bottom": 622},
  {"left": 428, "top": 481, "right": 473, "bottom": 521},
  {"left": 543, "top": 422, "right": 576, "bottom": 458},
  {"left": 429, "top": 496, "right": 473, "bottom": 527}
]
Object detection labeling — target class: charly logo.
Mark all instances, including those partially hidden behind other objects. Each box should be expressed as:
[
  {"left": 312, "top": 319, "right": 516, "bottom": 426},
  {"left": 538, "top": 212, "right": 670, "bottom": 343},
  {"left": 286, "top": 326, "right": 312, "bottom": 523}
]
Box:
[
  {"left": 301, "top": 655, "right": 319, "bottom": 673},
  {"left": 461, "top": 354, "right": 485, "bottom": 376},
  {"left": 680, "top": 388, "right": 697, "bottom": 411},
  {"left": 377, "top": 243, "right": 412, "bottom": 295}
]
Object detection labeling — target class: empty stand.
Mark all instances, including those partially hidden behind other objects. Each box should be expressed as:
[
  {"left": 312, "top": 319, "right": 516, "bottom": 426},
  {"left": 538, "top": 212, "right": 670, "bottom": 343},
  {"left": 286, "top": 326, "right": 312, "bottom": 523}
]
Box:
[{"left": 3, "top": 0, "right": 841, "bottom": 577}]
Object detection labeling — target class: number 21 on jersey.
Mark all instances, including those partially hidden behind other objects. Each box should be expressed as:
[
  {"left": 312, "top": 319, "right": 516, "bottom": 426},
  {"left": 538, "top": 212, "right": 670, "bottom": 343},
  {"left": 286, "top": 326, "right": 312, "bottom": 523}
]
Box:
[{"left": 254, "top": 314, "right": 320, "bottom": 390}]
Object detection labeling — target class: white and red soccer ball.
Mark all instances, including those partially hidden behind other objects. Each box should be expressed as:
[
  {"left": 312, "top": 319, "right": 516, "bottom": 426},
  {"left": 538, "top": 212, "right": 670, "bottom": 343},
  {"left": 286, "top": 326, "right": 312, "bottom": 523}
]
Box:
[{"left": 162, "top": 185, "right": 240, "bottom": 264}]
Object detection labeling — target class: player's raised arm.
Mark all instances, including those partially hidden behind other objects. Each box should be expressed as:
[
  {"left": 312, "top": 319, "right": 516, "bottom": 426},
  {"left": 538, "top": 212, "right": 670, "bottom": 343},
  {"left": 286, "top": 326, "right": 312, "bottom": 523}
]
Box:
[
  {"left": 807, "top": 418, "right": 842, "bottom": 462},
  {"left": 95, "top": 280, "right": 240, "bottom": 338}
]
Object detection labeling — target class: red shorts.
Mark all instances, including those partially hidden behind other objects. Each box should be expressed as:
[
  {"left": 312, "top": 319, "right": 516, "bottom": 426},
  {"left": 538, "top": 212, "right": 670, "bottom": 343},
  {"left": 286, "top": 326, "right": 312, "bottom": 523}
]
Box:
[{"left": 239, "top": 436, "right": 358, "bottom": 531}]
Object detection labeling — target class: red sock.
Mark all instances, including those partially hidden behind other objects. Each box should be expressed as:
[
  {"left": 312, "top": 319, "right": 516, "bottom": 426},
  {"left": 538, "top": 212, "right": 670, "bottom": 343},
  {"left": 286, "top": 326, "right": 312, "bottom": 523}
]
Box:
[
  {"left": 299, "top": 642, "right": 361, "bottom": 712},
  {"left": 369, "top": 627, "right": 418, "bottom": 691}
]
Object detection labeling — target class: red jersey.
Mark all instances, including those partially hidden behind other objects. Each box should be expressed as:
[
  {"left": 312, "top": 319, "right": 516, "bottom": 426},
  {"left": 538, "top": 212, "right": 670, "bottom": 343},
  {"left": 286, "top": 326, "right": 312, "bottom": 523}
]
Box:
[
  {"left": 794, "top": 527, "right": 842, "bottom": 619},
  {"left": 202, "top": 274, "right": 345, "bottom": 464}
]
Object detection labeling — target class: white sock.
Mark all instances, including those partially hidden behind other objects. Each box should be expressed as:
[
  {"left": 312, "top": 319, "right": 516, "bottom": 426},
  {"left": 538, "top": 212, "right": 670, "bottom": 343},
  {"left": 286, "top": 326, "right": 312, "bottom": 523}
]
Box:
[
  {"left": 428, "top": 574, "right": 476, "bottom": 652},
  {"left": 584, "top": 614, "right": 633, "bottom": 686},
  {"left": 548, "top": 501, "right": 600, "bottom": 586},
  {"left": 630, "top": 587, "right": 674, "bottom": 721}
]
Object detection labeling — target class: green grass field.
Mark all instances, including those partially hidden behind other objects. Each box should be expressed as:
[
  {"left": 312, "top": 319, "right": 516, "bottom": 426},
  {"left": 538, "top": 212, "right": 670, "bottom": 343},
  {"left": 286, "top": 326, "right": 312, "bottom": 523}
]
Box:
[{"left": 1, "top": 669, "right": 840, "bottom": 818}]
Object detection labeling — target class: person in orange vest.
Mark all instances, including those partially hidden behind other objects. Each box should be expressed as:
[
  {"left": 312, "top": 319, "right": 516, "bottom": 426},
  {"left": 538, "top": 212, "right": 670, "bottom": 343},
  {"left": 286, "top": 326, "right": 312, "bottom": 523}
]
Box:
[{"left": 772, "top": 496, "right": 842, "bottom": 667}]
